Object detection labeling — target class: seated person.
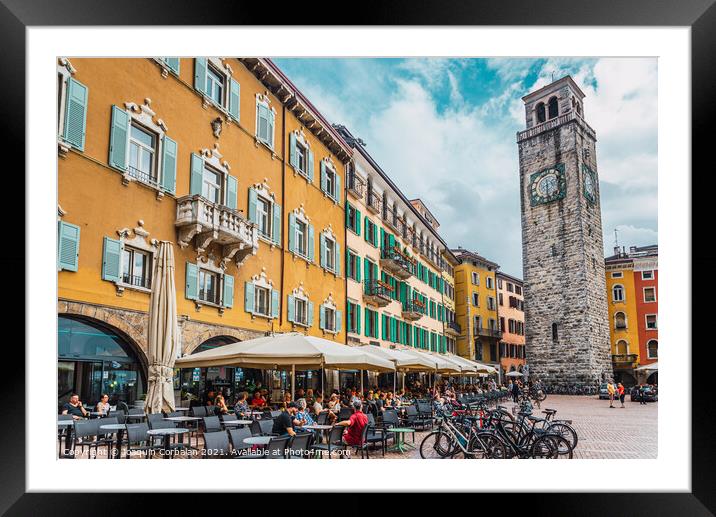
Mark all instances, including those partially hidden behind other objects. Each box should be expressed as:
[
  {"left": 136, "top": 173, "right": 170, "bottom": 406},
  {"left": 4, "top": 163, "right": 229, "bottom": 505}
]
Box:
[
  {"left": 214, "top": 393, "right": 229, "bottom": 414},
  {"left": 272, "top": 403, "right": 298, "bottom": 438},
  {"left": 337, "top": 401, "right": 368, "bottom": 447},
  {"left": 293, "top": 398, "right": 315, "bottom": 431},
  {"left": 62, "top": 394, "right": 89, "bottom": 420},
  {"left": 95, "top": 393, "right": 110, "bottom": 415},
  {"left": 251, "top": 391, "right": 266, "bottom": 408},
  {"left": 234, "top": 391, "right": 250, "bottom": 417}
]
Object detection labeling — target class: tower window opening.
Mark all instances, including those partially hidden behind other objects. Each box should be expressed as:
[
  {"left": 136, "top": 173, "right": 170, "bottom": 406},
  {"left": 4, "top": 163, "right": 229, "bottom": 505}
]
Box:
[
  {"left": 536, "top": 102, "right": 546, "bottom": 123},
  {"left": 551, "top": 322, "right": 559, "bottom": 342},
  {"left": 548, "top": 96, "right": 559, "bottom": 119}
]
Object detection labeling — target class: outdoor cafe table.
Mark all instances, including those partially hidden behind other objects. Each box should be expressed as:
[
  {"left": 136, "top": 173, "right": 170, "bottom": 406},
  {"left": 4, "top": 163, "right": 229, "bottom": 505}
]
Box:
[
  {"left": 126, "top": 413, "right": 145, "bottom": 422},
  {"left": 243, "top": 436, "right": 272, "bottom": 446},
  {"left": 386, "top": 428, "right": 416, "bottom": 454},
  {"left": 302, "top": 424, "right": 333, "bottom": 444},
  {"left": 99, "top": 423, "right": 127, "bottom": 459},
  {"left": 173, "top": 407, "right": 191, "bottom": 412},
  {"left": 222, "top": 420, "right": 253, "bottom": 427},
  {"left": 146, "top": 428, "right": 189, "bottom": 458},
  {"left": 163, "top": 416, "right": 201, "bottom": 446},
  {"left": 57, "top": 420, "right": 74, "bottom": 458}
]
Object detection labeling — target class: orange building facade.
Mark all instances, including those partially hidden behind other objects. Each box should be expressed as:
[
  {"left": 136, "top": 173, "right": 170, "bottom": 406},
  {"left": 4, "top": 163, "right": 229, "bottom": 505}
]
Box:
[{"left": 496, "top": 272, "right": 527, "bottom": 378}]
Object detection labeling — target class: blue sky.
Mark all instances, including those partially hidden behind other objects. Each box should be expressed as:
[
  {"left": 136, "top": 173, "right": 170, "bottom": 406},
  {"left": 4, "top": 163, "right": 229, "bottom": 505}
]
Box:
[{"left": 274, "top": 57, "right": 658, "bottom": 278}]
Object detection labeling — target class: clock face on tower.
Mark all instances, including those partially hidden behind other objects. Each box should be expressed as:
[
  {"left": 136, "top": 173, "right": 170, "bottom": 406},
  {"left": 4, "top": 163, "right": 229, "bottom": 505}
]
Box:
[
  {"left": 529, "top": 163, "right": 566, "bottom": 206},
  {"left": 582, "top": 164, "right": 597, "bottom": 204}
]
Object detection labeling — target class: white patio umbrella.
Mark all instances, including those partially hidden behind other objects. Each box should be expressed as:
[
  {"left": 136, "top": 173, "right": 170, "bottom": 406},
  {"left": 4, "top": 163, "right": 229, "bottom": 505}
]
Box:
[
  {"left": 358, "top": 345, "right": 437, "bottom": 392},
  {"left": 144, "top": 241, "right": 179, "bottom": 414},
  {"left": 635, "top": 362, "right": 658, "bottom": 372},
  {"left": 505, "top": 370, "right": 524, "bottom": 378}
]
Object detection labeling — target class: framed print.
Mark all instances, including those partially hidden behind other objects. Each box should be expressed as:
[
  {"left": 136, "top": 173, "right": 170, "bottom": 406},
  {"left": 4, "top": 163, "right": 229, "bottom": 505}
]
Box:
[{"left": 5, "top": 0, "right": 713, "bottom": 513}]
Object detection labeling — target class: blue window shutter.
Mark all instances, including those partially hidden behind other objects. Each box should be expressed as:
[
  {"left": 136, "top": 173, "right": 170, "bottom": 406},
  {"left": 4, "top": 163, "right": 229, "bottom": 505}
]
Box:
[
  {"left": 190, "top": 153, "right": 203, "bottom": 196},
  {"left": 308, "top": 224, "right": 315, "bottom": 262},
  {"left": 101, "top": 237, "right": 122, "bottom": 282},
  {"left": 319, "top": 234, "right": 326, "bottom": 268},
  {"left": 272, "top": 202, "right": 281, "bottom": 245},
  {"left": 228, "top": 78, "right": 240, "bottom": 121},
  {"left": 185, "top": 262, "right": 199, "bottom": 300},
  {"left": 108, "top": 105, "right": 129, "bottom": 171},
  {"left": 257, "top": 103, "right": 269, "bottom": 142},
  {"left": 58, "top": 221, "right": 80, "bottom": 272},
  {"left": 268, "top": 109, "right": 275, "bottom": 148},
  {"left": 320, "top": 161, "right": 327, "bottom": 193},
  {"left": 336, "top": 310, "right": 342, "bottom": 333},
  {"left": 161, "top": 135, "right": 177, "bottom": 194},
  {"left": 287, "top": 295, "right": 295, "bottom": 322},
  {"left": 335, "top": 242, "right": 341, "bottom": 276},
  {"left": 319, "top": 305, "right": 325, "bottom": 330},
  {"left": 307, "top": 301, "right": 314, "bottom": 327},
  {"left": 223, "top": 274, "right": 234, "bottom": 308},
  {"left": 355, "top": 305, "right": 361, "bottom": 335},
  {"left": 63, "top": 78, "right": 88, "bottom": 151},
  {"left": 345, "top": 203, "right": 351, "bottom": 229},
  {"left": 247, "top": 187, "right": 258, "bottom": 223},
  {"left": 271, "top": 289, "right": 280, "bottom": 318},
  {"left": 289, "top": 132, "right": 297, "bottom": 168},
  {"left": 356, "top": 209, "right": 361, "bottom": 236},
  {"left": 226, "top": 175, "right": 238, "bottom": 210},
  {"left": 287, "top": 213, "right": 296, "bottom": 252},
  {"left": 335, "top": 173, "right": 341, "bottom": 203},
  {"left": 307, "top": 149, "right": 314, "bottom": 183},
  {"left": 164, "top": 58, "right": 180, "bottom": 75},
  {"left": 244, "top": 281, "right": 255, "bottom": 313},
  {"left": 194, "top": 58, "right": 208, "bottom": 95}
]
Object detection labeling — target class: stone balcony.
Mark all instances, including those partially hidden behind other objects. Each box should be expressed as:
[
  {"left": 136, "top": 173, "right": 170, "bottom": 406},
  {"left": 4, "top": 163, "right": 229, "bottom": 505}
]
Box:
[
  {"left": 612, "top": 353, "right": 639, "bottom": 368},
  {"left": 477, "top": 327, "right": 502, "bottom": 339},
  {"left": 516, "top": 110, "right": 597, "bottom": 143},
  {"left": 175, "top": 194, "right": 259, "bottom": 267},
  {"left": 401, "top": 300, "right": 425, "bottom": 321},
  {"left": 445, "top": 321, "right": 461, "bottom": 337},
  {"left": 380, "top": 246, "right": 414, "bottom": 280},
  {"left": 363, "top": 280, "right": 393, "bottom": 307}
]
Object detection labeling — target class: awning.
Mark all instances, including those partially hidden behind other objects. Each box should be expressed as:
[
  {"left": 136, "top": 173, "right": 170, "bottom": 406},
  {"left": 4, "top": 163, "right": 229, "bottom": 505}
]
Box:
[
  {"left": 174, "top": 332, "right": 395, "bottom": 372},
  {"left": 356, "top": 345, "right": 437, "bottom": 371},
  {"left": 398, "top": 348, "right": 461, "bottom": 373},
  {"left": 635, "top": 361, "right": 658, "bottom": 372}
]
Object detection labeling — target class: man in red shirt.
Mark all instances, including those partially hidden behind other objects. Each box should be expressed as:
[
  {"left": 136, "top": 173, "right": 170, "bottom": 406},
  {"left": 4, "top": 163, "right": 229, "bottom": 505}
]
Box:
[{"left": 337, "top": 401, "right": 368, "bottom": 447}]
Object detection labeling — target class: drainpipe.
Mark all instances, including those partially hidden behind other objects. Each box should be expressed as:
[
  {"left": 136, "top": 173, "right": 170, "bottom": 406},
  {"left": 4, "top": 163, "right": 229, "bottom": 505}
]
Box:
[{"left": 279, "top": 98, "right": 288, "bottom": 327}]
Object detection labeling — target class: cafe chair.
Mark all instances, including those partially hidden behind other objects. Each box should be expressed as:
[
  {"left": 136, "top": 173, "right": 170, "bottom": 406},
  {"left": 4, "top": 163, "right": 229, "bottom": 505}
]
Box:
[
  {"left": 265, "top": 435, "right": 291, "bottom": 459},
  {"left": 203, "top": 415, "right": 222, "bottom": 433},
  {"left": 287, "top": 432, "right": 313, "bottom": 459},
  {"left": 125, "top": 423, "right": 151, "bottom": 459},
  {"left": 72, "top": 419, "right": 102, "bottom": 459},
  {"left": 203, "top": 431, "right": 231, "bottom": 458},
  {"left": 309, "top": 426, "right": 346, "bottom": 459}
]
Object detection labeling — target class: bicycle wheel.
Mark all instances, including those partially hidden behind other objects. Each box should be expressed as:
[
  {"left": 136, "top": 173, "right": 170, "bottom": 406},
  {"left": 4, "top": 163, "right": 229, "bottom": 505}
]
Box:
[
  {"left": 547, "top": 435, "right": 573, "bottom": 459},
  {"left": 547, "top": 422, "right": 578, "bottom": 451},
  {"left": 467, "top": 432, "right": 508, "bottom": 459},
  {"left": 533, "top": 389, "right": 547, "bottom": 402},
  {"left": 529, "top": 435, "right": 557, "bottom": 459},
  {"left": 419, "top": 431, "right": 457, "bottom": 459}
]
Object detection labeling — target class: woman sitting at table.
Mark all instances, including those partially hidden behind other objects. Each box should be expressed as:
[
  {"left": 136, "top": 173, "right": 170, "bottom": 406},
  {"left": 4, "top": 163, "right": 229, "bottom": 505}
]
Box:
[
  {"left": 250, "top": 391, "right": 266, "bottom": 409},
  {"left": 234, "top": 391, "right": 250, "bottom": 417},
  {"left": 215, "top": 393, "right": 229, "bottom": 414},
  {"left": 95, "top": 393, "right": 110, "bottom": 415},
  {"left": 293, "top": 398, "right": 315, "bottom": 431}
]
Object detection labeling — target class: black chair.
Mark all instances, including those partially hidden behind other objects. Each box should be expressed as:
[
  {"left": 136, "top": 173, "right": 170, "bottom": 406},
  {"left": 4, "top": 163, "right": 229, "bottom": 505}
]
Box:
[
  {"left": 228, "top": 427, "right": 253, "bottom": 453},
  {"left": 147, "top": 413, "right": 165, "bottom": 425},
  {"left": 251, "top": 419, "right": 275, "bottom": 436},
  {"left": 287, "top": 432, "right": 313, "bottom": 459},
  {"left": 203, "top": 416, "right": 222, "bottom": 433},
  {"left": 338, "top": 407, "right": 352, "bottom": 422},
  {"left": 166, "top": 411, "right": 182, "bottom": 418},
  {"left": 310, "top": 426, "right": 346, "bottom": 459},
  {"left": 205, "top": 406, "right": 218, "bottom": 416},
  {"left": 96, "top": 416, "right": 119, "bottom": 456},
  {"left": 365, "top": 414, "right": 387, "bottom": 456},
  {"left": 265, "top": 435, "right": 291, "bottom": 459},
  {"left": 203, "top": 431, "right": 231, "bottom": 458},
  {"left": 116, "top": 401, "right": 130, "bottom": 414},
  {"left": 191, "top": 406, "right": 207, "bottom": 418},
  {"left": 352, "top": 422, "right": 372, "bottom": 459},
  {"left": 222, "top": 413, "right": 237, "bottom": 422},
  {"left": 316, "top": 412, "right": 329, "bottom": 425},
  {"left": 270, "top": 410, "right": 282, "bottom": 419},
  {"left": 125, "top": 423, "right": 151, "bottom": 458},
  {"left": 112, "top": 409, "right": 127, "bottom": 424},
  {"left": 72, "top": 419, "right": 102, "bottom": 459},
  {"left": 148, "top": 418, "right": 176, "bottom": 448}
]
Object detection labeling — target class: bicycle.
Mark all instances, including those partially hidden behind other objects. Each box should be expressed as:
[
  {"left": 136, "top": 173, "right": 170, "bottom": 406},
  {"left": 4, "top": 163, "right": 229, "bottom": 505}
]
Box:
[
  {"left": 489, "top": 410, "right": 573, "bottom": 459},
  {"left": 419, "top": 406, "right": 507, "bottom": 459}
]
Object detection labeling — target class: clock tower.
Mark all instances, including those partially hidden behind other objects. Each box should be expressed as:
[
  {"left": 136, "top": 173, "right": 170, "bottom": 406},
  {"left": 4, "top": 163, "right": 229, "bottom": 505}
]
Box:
[{"left": 517, "top": 76, "right": 612, "bottom": 387}]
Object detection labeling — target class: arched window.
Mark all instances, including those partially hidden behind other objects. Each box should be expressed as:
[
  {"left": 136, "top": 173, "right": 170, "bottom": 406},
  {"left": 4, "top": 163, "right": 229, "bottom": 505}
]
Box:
[
  {"left": 614, "top": 311, "right": 627, "bottom": 329},
  {"left": 615, "top": 340, "right": 628, "bottom": 355},
  {"left": 536, "top": 102, "right": 546, "bottom": 123},
  {"left": 647, "top": 340, "right": 658, "bottom": 359},
  {"left": 548, "top": 96, "right": 559, "bottom": 119},
  {"left": 612, "top": 284, "right": 625, "bottom": 302}
]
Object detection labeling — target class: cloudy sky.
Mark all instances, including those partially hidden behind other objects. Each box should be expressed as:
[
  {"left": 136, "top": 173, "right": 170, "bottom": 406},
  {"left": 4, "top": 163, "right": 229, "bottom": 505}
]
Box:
[{"left": 274, "top": 57, "right": 658, "bottom": 278}]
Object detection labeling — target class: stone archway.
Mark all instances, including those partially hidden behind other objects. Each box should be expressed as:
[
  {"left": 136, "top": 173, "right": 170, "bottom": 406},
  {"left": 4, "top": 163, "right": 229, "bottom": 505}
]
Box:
[{"left": 180, "top": 319, "right": 264, "bottom": 356}]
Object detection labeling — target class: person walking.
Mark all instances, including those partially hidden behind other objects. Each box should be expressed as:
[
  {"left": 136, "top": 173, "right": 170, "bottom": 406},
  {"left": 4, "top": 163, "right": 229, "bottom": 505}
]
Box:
[
  {"left": 511, "top": 380, "right": 520, "bottom": 403},
  {"left": 617, "top": 382, "right": 626, "bottom": 408},
  {"left": 607, "top": 381, "right": 615, "bottom": 408},
  {"left": 639, "top": 384, "right": 647, "bottom": 405}
]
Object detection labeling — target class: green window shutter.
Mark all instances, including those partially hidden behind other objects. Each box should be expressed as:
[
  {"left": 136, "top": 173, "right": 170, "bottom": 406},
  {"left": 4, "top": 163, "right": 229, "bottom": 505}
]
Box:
[
  {"left": 194, "top": 57, "right": 208, "bottom": 95},
  {"left": 307, "top": 301, "right": 314, "bottom": 327},
  {"left": 355, "top": 209, "right": 361, "bottom": 236},
  {"left": 161, "top": 135, "right": 177, "bottom": 194},
  {"left": 374, "top": 312, "right": 379, "bottom": 338},
  {"left": 226, "top": 175, "right": 238, "bottom": 210},
  {"left": 289, "top": 132, "right": 297, "bottom": 168},
  {"left": 58, "top": 221, "right": 80, "bottom": 272},
  {"left": 272, "top": 202, "right": 281, "bottom": 245},
  {"left": 63, "top": 78, "right": 88, "bottom": 151},
  {"left": 108, "top": 105, "right": 129, "bottom": 171},
  {"left": 287, "top": 295, "right": 295, "bottom": 322},
  {"left": 308, "top": 224, "right": 315, "bottom": 262},
  {"left": 356, "top": 305, "right": 361, "bottom": 335},
  {"left": 319, "top": 233, "right": 326, "bottom": 268},
  {"left": 346, "top": 249, "right": 352, "bottom": 278},
  {"left": 364, "top": 308, "right": 370, "bottom": 337},
  {"left": 101, "top": 237, "right": 122, "bottom": 282},
  {"left": 373, "top": 224, "right": 378, "bottom": 247},
  {"left": 380, "top": 228, "right": 385, "bottom": 252},
  {"left": 247, "top": 187, "right": 258, "bottom": 223},
  {"left": 185, "top": 262, "right": 199, "bottom": 300},
  {"left": 336, "top": 310, "right": 342, "bottom": 333},
  {"left": 381, "top": 314, "right": 387, "bottom": 340},
  {"left": 307, "top": 149, "right": 314, "bottom": 183},
  {"left": 222, "top": 274, "right": 234, "bottom": 308},
  {"left": 356, "top": 254, "right": 361, "bottom": 282},
  {"left": 190, "top": 153, "right": 203, "bottom": 196},
  {"left": 271, "top": 289, "right": 280, "bottom": 318},
  {"left": 363, "top": 258, "right": 370, "bottom": 286},
  {"left": 288, "top": 213, "right": 296, "bottom": 252},
  {"left": 319, "top": 305, "right": 326, "bottom": 330},
  {"left": 164, "top": 58, "right": 180, "bottom": 75},
  {"left": 244, "top": 281, "right": 255, "bottom": 313},
  {"left": 257, "top": 103, "right": 269, "bottom": 141},
  {"left": 320, "top": 161, "right": 327, "bottom": 194},
  {"left": 228, "top": 78, "right": 240, "bottom": 121},
  {"left": 364, "top": 218, "right": 369, "bottom": 243},
  {"left": 268, "top": 109, "right": 275, "bottom": 148},
  {"left": 345, "top": 203, "right": 351, "bottom": 229},
  {"left": 335, "top": 242, "right": 341, "bottom": 276},
  {"left": 334, "top": 173, "right": 341, "bottom": 203}
]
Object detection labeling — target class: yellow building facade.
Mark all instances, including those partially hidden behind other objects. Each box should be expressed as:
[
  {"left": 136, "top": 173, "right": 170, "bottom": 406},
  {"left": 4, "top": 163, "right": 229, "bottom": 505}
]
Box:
[
  {"left": 57, "top": 57, "right": 350, "bottom": 404},
  {"left": 452, "top": 249, "right": 501, "bottom": 369}
]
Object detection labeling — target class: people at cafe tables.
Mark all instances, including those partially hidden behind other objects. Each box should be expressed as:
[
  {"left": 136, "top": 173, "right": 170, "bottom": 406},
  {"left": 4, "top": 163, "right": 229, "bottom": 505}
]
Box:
[
  {"left": 293, "top": 398, "right": 315, "bottom": 431},
  {"left": 234, "top": 391, "right": 250, "bottom": 417},
  {"left": 62, "top": 393, "right": 89, "bottom": 420},
  {"left": 214, "top": 393, "right": 229, "bottom": 415},
  {"left": 305, "top": 388, "right": 314, "bottom": 406},
  {"left": 95, "top": 393, "right": 110, "bottom": 415},
  {"left": 336, "top": 401, "right": 368, "bottom": 447},
  {"left": 272, "top": 402, "right": 298, "bottom": 438},
  {"left": 312, "top": 393, "right": 324, "bottom": 416},
  {"left": 251, "top": 390, "right": 267, "bottom": 409},
  {"left": 327, "top": 393, "right": 341, "bottom": 412}
]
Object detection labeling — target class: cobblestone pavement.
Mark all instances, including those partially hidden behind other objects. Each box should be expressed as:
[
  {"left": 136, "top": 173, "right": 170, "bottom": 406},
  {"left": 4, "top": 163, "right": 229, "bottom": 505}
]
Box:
[{"left": 58, "top": 395, "right": 656, "bottom": 460}]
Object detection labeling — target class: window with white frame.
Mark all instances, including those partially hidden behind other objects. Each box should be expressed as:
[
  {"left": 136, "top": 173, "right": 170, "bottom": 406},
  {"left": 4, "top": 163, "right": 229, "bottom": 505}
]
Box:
[
  {"left": 611, "top": 271, "right": 623, "bottom": 278},
  {"left": 647, "top": 339, "right": 658, "bottom": 358},
  {"left": 612, "top": 284, "right": 625, "bottom": 302},
  {"left": 321, "top": 159, "right": 340, "bottom": 201},
  {"left": 486, "top": 276, "right": 494, "bottom": 289},
  {"left": 206, "top": 64, "right": 225, "bottom": 106},
  {"left": 256, "top": 195, "right": 272, "bottom": 239},
  {"left": 198, "top": 269, "right": 220, "bottom": 305},
  {"left": 244, "top": 272, "right": 278, "bottom": 318},
  {"left": 295, "top": 219, "right": 308, "bottom": 258},
  {"left": 645, "top": 314, "right": 657, "bottom": 330},
  {"left": 487, "top": 296, "right": 496, "bottom": 310},
  {"left": 471, "top": 272, "right": 479, "bottom": 285},
  {"left": 641, "top": 270, "right": 654, "bottom": 280},
  {"left": 320, "top": 231, "right": 340, "bottom": 275},
  {"left": 325, "top": 237, "right": 336, "bottom": 270},
  {"left": 472, "top": 292, "right": 479, "bottom": 306},
  {"left": 256, "top": 96, "right": 275, "bottom": 149},
  {"left": 121, "top": 246, "right": 152, "bottom": 289},
  {"left": 254, "top": 285, "right": 270, "bottom": 317},
  {"left": 128, "top": 123, "right": 158, "bottom": 184},
  {"left": 324, "top": 306, "right": 336, "bottom": 331},
  {"left": 643, "top": 287, "right": 657, "bottom": 303},
  {"left": 294, "top": 297, "right": 308, "bottom": 326},
  {"left": 202, "top": 163, "right": 224, "bottom": 205},
  {"left": 507, "top": 282, "right": 514, "bottom": 293}
]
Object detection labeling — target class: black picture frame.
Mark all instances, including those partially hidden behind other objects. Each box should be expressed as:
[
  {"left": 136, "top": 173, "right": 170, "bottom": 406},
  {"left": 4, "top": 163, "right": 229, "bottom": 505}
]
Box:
[{"left": 6, "top": 0, "right": 712, "bottom": 513}]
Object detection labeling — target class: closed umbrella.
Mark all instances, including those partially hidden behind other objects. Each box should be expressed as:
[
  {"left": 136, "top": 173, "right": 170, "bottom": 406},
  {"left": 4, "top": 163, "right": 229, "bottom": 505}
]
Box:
[{"left": 144, "top": 241, "right": 179, "bottom": 414}]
